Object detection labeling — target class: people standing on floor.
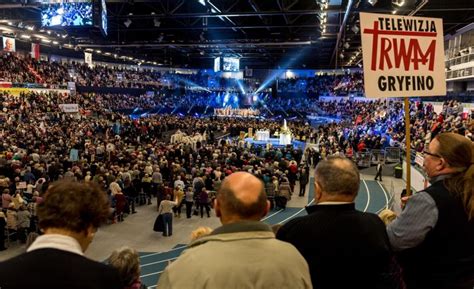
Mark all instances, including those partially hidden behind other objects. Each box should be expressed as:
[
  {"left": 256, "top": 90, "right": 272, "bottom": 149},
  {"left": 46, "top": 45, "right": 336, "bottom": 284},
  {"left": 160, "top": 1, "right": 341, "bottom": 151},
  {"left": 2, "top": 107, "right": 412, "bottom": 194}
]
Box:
[
  {"left": 374, "top": 160, "right": 383, "bottom": 181},
  {"left": 184, "top": 187, "right": 194, "bottom": 219},
  {"left": 0, "top": 180, "right": 122, "bottom": 289},
  {"left": 172, "top": 187, "right": 184, "bottom": 218},
  {"left": 16, "top": 204, "right": 31, "bottom": 243},
  {"left": 114, "top": 189, "right": 127, "bottom": 223},
  {"left": 298, "top": 167, "right": 309, "bottom": 197},
  {"left": 198, "top": 189, "right": 211, "bottom": 218},
  {"left": 157, "top": 172, "right": 312, "bottom": 289},
  {"left": 2, "top": 188, "right": 12, "bottom": 213},
  {"left": 276, "top": 175, "right": 291, "bottom": 210},
  {"left": 276, "top": 156, "right": 396, "bottom": 289},
  {"left": 157, "top": 194, "right": 178, "bottom": 237},
  {"left": 122, "top": 179, "right": 138, "bottom": 214},
  {"left": 173, "top": 175, "right": 184, "bottom": 190},
  {"left": 288, "top": 160, "right": 298, "bottom": 193},
  {"left": 141, "top": 174, "right": 152, "bottom": 205},
  {"left": 6, "top": 202, "right": 17, "bottom": 240},
  {"left": 387, "top": 133, "right": 474, "bottom": 289}
]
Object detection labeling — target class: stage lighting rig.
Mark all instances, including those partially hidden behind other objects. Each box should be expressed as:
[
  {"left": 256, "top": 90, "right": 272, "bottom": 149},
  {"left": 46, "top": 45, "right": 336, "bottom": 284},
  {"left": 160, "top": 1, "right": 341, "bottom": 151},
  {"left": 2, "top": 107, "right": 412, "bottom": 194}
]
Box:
[{"left": 368, "top": 0, "right": 377, "bottom": 6}]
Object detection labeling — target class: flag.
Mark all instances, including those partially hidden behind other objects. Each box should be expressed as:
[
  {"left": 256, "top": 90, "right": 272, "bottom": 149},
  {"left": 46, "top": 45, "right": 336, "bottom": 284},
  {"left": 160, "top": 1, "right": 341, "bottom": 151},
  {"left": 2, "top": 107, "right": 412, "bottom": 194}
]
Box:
[
  {"left": 31, "top": 43, "right": 40, "bottom": 60},
  {"left": 84, "top": 52, "right": 92, "bottom": 66}
]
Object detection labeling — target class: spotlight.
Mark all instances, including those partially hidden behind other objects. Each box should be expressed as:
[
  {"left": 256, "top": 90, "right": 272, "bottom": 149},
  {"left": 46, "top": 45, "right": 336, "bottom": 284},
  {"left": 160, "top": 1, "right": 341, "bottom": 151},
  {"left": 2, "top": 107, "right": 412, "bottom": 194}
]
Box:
[
  {"left": 339, "top": 53, "right": 344, "bottom": 59},
  {"left": 344, "top": 42, "right": 350, "bottom": 49},
  {"left": 153, "top": 18, "right": 161, "bottom": 27},
  {"left": 124, "top": 19, "right": 132, "bottom": 28}
]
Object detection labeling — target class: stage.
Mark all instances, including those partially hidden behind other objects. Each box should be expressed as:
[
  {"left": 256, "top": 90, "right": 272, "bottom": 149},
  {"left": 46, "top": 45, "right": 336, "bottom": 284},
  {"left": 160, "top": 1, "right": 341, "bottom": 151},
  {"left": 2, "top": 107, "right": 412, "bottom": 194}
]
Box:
[{"left": 244, "top": 137, "right": 306, "bottom": 150}]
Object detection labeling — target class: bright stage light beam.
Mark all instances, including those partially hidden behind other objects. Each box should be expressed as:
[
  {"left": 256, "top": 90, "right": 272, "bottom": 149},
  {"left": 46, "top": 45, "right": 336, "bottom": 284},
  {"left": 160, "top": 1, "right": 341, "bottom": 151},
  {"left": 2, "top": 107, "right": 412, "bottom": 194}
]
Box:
[
  {"left": 254, "top": 47, "right": 311, "bottom": 94},
  {"left": 236, "top": 79, "right": 246, "bottom": 95},
  {"left": 171, "top": 75, "right": 211, "bottom": 92}
]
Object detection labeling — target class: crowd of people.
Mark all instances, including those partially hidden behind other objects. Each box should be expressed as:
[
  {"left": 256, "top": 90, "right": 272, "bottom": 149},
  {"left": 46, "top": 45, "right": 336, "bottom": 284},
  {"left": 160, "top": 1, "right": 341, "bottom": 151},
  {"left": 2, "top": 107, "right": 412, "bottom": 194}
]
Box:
[
  {"left": 0, "top": 51, "right": 473, "bottom": 288},
  {"left": 0, "top": 52, "right": 366, "bottom": 97}
]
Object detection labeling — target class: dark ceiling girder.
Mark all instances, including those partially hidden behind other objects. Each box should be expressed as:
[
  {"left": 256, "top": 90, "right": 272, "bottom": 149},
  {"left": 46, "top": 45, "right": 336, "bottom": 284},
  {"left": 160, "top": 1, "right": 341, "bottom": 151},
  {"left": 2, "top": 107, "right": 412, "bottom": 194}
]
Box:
[
  {"left": 112, "top": 9, "right": 343, "bottom": 19},
  {"left": 76, "top": 40, "right": 333, "bottom": 48},
  {"left": 107, "top": 23, "right": 339, "bottom": 32},
  {"left": 169, "top": 0, "right": 185, "bottom": 15}
]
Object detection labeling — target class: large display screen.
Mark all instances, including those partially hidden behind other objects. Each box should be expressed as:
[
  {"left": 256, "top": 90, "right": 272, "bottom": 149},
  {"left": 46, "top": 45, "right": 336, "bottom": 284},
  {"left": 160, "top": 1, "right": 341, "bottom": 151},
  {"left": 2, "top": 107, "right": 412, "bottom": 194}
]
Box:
[
  {"left": 101, "top": 0, "right": 107, "bottom": 35},
  {"left": 222, "top": 57, "right": 240, "bottom": 72},
  {"left": 41, "top": 1, "right": 93, "bottom": 27},
  {"left": 214, "top": 57, "right": 220, "bottom": 72}
]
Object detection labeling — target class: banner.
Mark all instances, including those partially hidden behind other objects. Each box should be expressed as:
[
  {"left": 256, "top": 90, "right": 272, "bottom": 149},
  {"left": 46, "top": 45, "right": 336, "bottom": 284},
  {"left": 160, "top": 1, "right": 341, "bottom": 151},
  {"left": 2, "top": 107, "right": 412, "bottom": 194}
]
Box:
[
  {"left": 360, "top": 13, "right": 446, "bottom": 98},
  {"left": 0, "top": 82, "right": 12, "bottom": 88},
  {"left": 2, "top": 36, "right": 15, "bottom": 52},
  {"left": 59, "top": 103, "right": 79, "bottom": 113},
  {"left": 0, "top": 87, "right": 29, "bottom": 96},
  {"left": 84, "top": 51, "right": 92, "bottom": 66},
  {"left": 31, "top": 43, "right": 40, "bottom": 60}
]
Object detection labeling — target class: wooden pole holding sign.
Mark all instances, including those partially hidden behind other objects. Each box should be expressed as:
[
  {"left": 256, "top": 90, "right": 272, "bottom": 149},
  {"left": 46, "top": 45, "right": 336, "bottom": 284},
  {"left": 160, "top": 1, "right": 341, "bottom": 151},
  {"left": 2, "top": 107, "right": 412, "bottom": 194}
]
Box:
[{"left": 404, "top": 97, "right": 411, "bottom": 196}]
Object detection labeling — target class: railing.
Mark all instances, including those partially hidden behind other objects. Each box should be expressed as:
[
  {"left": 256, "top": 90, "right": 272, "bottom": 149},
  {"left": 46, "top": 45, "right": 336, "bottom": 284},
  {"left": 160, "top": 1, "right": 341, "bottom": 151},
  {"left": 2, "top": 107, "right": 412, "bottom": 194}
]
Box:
[{"left": 354, "top": 147, "right": 402, "bottom": 168}]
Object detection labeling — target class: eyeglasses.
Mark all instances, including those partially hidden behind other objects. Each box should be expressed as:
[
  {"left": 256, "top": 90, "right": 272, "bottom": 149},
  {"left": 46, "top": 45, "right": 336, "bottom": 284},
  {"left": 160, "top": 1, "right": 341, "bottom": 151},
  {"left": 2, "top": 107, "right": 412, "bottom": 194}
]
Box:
[{"left": 423, "top": 150, "right": 442, "bottom": 158}]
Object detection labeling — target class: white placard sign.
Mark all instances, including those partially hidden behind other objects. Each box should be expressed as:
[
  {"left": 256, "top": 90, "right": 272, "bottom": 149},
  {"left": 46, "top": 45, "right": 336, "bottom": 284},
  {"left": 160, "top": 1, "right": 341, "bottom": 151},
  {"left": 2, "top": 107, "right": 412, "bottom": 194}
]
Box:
[
  {"left": 360, "top": 13, "right": 446, "bottom": 98},
  {"left": 84, "top": 51, "right": 92, "bottom": 66},
  {"left": 59, "top": 104, "right": 79, "bottom": 113}
]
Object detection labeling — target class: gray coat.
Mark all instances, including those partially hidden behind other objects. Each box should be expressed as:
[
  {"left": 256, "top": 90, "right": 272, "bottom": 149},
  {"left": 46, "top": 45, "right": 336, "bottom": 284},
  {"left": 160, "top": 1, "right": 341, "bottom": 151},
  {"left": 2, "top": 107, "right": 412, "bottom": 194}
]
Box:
[{"left": 157, "top": 221, "right": 312, "bottom": 289}]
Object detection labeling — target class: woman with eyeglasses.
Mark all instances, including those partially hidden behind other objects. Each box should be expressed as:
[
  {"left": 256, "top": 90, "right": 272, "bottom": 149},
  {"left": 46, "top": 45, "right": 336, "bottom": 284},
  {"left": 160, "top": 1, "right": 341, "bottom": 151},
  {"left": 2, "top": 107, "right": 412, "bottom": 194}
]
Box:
[{"left": 386, "top": 132, "right": 474, "bottom": 289}]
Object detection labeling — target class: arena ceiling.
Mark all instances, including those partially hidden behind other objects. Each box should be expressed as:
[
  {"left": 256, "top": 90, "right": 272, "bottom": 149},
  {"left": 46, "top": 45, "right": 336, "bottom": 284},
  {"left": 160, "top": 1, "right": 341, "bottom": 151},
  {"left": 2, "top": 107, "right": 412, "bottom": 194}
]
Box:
[{"left": 0, "top": 0, "right": 473, "bottom": 69}]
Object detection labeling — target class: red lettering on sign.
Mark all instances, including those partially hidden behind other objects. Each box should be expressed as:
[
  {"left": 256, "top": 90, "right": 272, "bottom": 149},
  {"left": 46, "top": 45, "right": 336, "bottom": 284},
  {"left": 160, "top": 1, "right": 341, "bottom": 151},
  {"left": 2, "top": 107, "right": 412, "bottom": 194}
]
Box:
[{"left": 364, "top": 21, "right": 437, "bottom": 72}]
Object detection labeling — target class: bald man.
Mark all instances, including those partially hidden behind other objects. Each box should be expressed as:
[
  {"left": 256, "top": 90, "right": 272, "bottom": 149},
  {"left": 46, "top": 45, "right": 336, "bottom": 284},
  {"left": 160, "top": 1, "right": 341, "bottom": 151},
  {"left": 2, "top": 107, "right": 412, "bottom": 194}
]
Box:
[{"left": 157, "top": 172, "right": 312, "bottom": 289}]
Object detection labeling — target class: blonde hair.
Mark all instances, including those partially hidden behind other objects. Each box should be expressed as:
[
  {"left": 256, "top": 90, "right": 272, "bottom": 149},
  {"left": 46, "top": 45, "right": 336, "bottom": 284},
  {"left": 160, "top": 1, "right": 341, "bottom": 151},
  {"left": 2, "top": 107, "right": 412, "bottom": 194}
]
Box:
[
  {"left": 435, "top": 133, "right": 474, "bottom": 220},
  {"left": 378, "top": 209, "right": 397, "bottom": 225},
  {"left": 107, "top": 247, "right": 140, "bottom": 287},
  {"left": 190, "top": 226, "right": 213, "bottom": 241}
]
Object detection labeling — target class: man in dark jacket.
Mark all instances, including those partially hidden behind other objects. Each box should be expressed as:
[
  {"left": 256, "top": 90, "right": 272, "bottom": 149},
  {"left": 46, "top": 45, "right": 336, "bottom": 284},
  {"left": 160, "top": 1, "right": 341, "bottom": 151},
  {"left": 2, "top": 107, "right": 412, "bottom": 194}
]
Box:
[
  {"left": 0, "top": 180, "right": 121, "bottom": 289},
  {"left": 277, "top": 156, "right": 394, "bottom": 289}
]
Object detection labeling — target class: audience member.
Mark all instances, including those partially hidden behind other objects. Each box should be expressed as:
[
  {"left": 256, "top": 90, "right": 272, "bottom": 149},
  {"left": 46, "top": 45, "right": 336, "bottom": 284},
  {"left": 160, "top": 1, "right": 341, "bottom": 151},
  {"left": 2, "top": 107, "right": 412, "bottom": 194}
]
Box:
[
  {"left": 277, "top": 156, "right": 396, "bottom": 289},
  {"left": 157, "top": 172, "right": 312, "bottom": 289},
  {"left": 108, "top": 247, "right": 147, "bottom": 289},
  {"left": 157, "top": 194, "right": 178, "bottom": 237},
  {"left": 387, "top": 133, "right": 474, "bottom": 289}
]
